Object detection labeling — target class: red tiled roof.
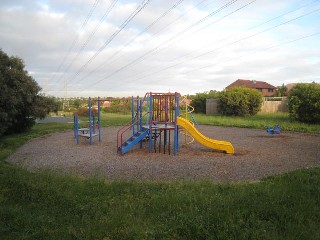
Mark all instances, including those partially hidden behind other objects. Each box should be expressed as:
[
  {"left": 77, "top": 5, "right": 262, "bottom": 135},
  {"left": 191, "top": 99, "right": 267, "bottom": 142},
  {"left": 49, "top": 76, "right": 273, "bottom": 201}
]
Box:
[{"left": 226, "top": 79, "right": 276, "bottom": 89}]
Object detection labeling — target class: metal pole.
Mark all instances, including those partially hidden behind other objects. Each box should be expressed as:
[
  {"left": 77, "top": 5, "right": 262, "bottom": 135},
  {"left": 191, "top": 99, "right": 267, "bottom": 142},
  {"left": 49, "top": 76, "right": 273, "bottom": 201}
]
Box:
[
  {"left": 131, "top": 96, "right": 134, "bottom": 135},
  {"left": 174, "top": 93, "right": 179, "bottom": 155},
  {"left": 149, "top": 94, "right": 153, "bottom": 153},
  {"left": 98, "top": 97, "right": 101, "bottom": 142},
  {"left": 89, "top": 97, "right": 92, "bottom": 145}
]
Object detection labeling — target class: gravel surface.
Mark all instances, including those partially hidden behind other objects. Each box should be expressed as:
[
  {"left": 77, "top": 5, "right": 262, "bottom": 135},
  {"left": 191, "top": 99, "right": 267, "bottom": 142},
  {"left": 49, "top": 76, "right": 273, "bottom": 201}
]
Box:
[{"left": 6, "top": 126, "right": 320, "bottom": 182}]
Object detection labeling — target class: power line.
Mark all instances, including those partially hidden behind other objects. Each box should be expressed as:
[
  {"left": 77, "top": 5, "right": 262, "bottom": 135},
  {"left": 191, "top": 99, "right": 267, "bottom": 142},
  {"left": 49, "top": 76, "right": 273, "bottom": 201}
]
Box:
[
  {"left": 122, "top": 31, "right": 320, "bottom": 93},
  {"left": 80, "top": 0, "right": 240, "bottom": 91},
  {"left": 52, "top": 0, "right": 118, "bottom": 89},
  {"left": 191, "top": 32, "right": 320, "bottom": 73},
  {"left": 170, "top": 0, "right": 320, "bottom": 64},
  {"left": 112, "top": 3, "right": 320, "bottom": 86},
  {"left": 81, "top": 0, "right": 100, "bottom": 29},
  {"left": 48, "top": 0, "right": 100, "bottom": 85},
  {"left": 75, "top": 0, "right": 187, "bottom": 84},
  {"left": 67, "top": 0, "right": 151, "bottom": 86},
  {"left": 127, "top": 0, "right": 259, "bottom": 83}
]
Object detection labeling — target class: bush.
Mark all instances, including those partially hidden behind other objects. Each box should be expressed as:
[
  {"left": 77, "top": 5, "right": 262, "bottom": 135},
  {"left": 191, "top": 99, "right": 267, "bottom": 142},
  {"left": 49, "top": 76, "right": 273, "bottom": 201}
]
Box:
[
  {"left": 76, "top": 107, "right": 98, "bottom": 117},
  {"left": 102, "top": 101, "right": 131, "bottom": 114},
  {"left": 190, "top": 91, "right": 219, "bottom": 114},
  {"left": 288, "top": 83, "right": 320, "bottom": 124},
  {"left": 218, "top": 87, "right": 262, "bottom": 116}
]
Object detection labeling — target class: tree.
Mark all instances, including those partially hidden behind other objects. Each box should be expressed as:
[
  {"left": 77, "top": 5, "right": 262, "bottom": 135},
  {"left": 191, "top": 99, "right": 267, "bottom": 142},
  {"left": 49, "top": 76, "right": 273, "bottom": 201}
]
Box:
[
  {"left": 190, "top": 90, "right": 219, "bottom": 114},
  {"left": 217, "top": 87, "right": 262, "bottom": 116},
  {"left": 0, "top": 49, "right": 58, "bottom": 135},
  {"left": 288, "top": 83, "right": 320, "bottom": 124},
  {"left": 275, "top": 83, "right": 288, "bottom": 97},
  {"left": 72, "top": 99, "right": 81, "bottom": 108}
]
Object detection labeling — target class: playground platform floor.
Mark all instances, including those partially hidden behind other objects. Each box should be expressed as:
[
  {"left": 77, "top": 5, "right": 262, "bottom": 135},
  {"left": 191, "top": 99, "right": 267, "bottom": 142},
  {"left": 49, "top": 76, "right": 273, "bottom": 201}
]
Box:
[{"left": 6, "top": 126, "right": 320, "bottom": 182}]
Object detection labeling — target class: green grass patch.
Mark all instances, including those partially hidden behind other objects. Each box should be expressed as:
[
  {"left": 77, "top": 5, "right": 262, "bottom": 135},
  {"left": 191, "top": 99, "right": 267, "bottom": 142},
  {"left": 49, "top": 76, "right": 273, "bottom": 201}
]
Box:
[
  {"left": 1, "top": 113, "right": 320, "bottom": 239},
  {"left": 194, "top": 113, "right": 320, "bottom": 133},
  {"left": 75, "top": 113, "right": 131, "bottom": 127},
  {"left": 1, "top": 164, "right": 319, "bottom": 239}
]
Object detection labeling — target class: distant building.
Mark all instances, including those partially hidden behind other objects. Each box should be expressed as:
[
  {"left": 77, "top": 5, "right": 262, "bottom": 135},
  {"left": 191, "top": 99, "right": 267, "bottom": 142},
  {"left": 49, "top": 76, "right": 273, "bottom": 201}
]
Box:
[{"left": 226, "top": 79, "right": 277, "bottom": 97}]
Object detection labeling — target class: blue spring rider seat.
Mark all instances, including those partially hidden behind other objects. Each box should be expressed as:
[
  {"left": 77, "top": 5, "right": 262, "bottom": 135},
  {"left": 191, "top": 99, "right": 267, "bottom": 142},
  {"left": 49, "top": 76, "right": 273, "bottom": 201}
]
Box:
[{"left": 267, "top": 125, "right": 281, "bottom": 134}]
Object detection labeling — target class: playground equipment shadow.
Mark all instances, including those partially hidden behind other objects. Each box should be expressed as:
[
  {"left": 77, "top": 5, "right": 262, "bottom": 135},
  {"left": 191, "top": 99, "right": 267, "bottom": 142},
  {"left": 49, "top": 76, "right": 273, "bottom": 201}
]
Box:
[{"left": 6, "top": 125, "right": 320, "bottom": 182}]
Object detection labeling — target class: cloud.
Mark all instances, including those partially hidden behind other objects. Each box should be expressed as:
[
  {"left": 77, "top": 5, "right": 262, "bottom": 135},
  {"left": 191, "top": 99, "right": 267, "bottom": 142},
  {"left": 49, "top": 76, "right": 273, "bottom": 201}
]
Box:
[{"left": 0, "top": 0, "right": 319, "bottom": 97}]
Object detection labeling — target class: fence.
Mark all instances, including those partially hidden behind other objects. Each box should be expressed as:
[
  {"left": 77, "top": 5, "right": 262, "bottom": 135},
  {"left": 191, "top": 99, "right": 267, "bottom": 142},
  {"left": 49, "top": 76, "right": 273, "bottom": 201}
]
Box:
[
  {"left": 206, "top": 97, "right": 288, "bottom": 115},
  {"left": 260, "top": 97, "right": 288, "bottom": 113}
]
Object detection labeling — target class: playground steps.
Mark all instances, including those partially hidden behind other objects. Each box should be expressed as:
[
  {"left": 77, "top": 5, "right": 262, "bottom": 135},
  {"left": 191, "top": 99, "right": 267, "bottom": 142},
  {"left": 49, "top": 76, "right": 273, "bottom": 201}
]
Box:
[{"left": 120, "top": 128, "right": 149, "bottom": 154}]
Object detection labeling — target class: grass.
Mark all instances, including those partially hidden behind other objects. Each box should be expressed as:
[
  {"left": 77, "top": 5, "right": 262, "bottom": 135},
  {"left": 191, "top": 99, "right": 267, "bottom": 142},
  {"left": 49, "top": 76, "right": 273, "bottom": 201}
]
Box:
[
  {"left": 83, "top": 112, "right": 320, "bottom": 133},
  {"left": 194, "top": 112, "right": 320, "bottom": 134},
  {"left": 1, "top": 163, "right": 320, "bottom": 239},
  {"left": 75, "top": 112, "right": 131, "bottom": 127},
  {"left": 1, "top": 113, "right": 320, "bottom": 239}
]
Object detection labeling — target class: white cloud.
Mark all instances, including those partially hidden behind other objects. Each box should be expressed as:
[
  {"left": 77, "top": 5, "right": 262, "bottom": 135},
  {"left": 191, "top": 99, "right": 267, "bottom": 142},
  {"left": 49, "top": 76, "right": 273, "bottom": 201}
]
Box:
[{"left": 0, "top": 0, "right": 319, "bottom": 97}]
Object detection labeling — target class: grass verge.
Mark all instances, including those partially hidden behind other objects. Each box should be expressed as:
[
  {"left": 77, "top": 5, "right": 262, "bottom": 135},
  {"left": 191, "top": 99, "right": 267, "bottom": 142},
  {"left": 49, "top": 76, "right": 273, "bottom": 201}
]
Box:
[{"left": 1, "top": 164, "right": 319, "bottom": 239}]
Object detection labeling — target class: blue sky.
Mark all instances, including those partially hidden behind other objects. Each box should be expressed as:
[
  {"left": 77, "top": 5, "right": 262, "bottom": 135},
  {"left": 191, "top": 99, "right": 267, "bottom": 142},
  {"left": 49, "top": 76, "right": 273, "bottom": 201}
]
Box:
[{"left": 1, "top": 0, "right": 319, "bottom": 97}]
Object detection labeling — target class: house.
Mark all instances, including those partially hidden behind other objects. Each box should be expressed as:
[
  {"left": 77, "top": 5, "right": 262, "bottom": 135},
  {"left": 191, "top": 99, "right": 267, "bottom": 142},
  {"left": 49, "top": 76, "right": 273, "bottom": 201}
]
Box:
[{"left": 226, "top": 79, "right": 277, "bottom": 97}]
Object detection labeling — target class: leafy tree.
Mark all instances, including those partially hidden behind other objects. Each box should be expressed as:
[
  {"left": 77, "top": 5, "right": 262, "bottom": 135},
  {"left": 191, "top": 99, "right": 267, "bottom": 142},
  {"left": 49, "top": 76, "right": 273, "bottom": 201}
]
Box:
[
  {"left": 0, "top": 49, "right": 58, "bottom": 135},
  {"left": 217, "top": 87, "right": 262, "bottom": 116},
  {"left": 72, "top": 99, "right": 81, "bottom": 108},
  {"left": 275, "top": 84, "right": 288, "bottom": 97},
  {"left": 288, "top": 83, "right": 320, "bottom": 124},
  {"left": 33, "top": 95, "right": 59, "bottom": 118},
  {"left": 190, "top": 90, "right": 219, "bottom": 114}
]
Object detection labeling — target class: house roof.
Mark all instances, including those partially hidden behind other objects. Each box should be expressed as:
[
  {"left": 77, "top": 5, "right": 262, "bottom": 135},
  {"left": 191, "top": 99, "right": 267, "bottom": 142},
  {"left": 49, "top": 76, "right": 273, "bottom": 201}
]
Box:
[{"left": 226, "top": 79, "right": 276, "bottom": 89}]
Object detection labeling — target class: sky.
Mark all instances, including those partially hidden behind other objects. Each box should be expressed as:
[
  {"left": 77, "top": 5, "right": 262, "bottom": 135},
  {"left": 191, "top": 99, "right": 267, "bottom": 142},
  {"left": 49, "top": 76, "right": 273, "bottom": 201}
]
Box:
[{"left": 1, "top": 0, "right": 319, "bottom": 98}]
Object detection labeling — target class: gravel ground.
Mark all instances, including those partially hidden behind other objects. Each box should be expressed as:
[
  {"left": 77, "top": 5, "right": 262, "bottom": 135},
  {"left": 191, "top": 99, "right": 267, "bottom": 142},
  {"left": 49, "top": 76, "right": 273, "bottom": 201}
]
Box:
[{"left": 6, "top": 126, "right": 320, "bottom": 182}]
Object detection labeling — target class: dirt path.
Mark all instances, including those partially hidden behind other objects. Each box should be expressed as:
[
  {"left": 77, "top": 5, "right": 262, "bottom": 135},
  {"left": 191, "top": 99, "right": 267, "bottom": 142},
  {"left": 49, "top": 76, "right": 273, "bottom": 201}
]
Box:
[{"left": 6, "top": 126, "right": 320, "bottom": 182}]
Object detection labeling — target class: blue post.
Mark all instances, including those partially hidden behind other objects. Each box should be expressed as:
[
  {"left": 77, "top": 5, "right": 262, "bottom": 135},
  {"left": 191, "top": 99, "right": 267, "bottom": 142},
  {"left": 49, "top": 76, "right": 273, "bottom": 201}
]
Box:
[
  {"left": 93, "top": 114, "right": 95, "bottom": 134},
  {"left": 139, "top": 99, "right": 142, "bottom": 131},
  {"left": 174, "top": 93, "right": 179, "bottom": 156},
  {"left": 149, "top": 94, "right": 153, "bottom": 153},
  {"left": 131, "top": 96, "right": 135, "bottom": 135},
  {"left": 89, "top": 97, "right": 92, "bottom": 145},
  {"left": 73, "top": 114, "right": 76, "bottom": 139},
  {"left": 136, "top": 96, "right": 139, "bottom": 133},
  {"left": 74, "top": 114, "right": 79, "bottom": 144},
  {"left": 145, "top": 95, "right": 149, "bottom": 125},
  {"left": 98, "top": 97, "right": 101, "bottom": 142}
]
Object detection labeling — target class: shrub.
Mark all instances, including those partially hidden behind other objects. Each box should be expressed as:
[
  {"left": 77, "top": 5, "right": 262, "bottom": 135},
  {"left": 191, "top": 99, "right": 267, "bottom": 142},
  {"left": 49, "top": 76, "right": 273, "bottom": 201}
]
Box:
[
  {"left": 218, "top": 87, "right": 262, "bottom": 116},
  {"left": 102, "top": 101, "right": 131, "bottom": 114},
  {"left": 190, "top": 91, "right": 219, "bottom": 114},
  {"left": 76, "top": 107, "right": 98, "bottom": 117},
  {"left": 288, "top": 83, "right": 320, "bottom": 124}
]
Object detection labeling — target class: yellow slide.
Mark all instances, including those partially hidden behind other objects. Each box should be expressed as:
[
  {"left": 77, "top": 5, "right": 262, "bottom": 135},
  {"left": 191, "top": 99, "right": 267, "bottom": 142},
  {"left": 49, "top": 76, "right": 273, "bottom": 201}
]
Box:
[{"left": 177, "top": 117, "right": 235, "bottom": 154}]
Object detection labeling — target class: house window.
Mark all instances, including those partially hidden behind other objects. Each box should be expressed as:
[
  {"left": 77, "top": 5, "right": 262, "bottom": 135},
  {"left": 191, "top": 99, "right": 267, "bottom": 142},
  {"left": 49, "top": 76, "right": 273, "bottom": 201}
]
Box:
[
  {"left": 268, "top": 88, "right": 274, "bottom": 92},
  {"left": 256, "top": 88, "right": 262, "bottom": 92}
]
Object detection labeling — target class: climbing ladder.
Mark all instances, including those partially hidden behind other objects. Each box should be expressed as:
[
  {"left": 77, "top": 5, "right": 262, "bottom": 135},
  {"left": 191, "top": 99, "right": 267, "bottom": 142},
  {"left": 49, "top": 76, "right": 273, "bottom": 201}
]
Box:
[{"left": 119, "top": 127, "right": 149, "bottom": 154}]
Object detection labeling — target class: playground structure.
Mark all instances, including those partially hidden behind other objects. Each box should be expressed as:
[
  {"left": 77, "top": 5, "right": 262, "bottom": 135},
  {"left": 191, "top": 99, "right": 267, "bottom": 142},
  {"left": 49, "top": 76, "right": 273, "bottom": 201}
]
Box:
[
  {"left": 117, "top": 92, "right": 234, "bottom": 155},
  {"left": 74, "top": 97, "right": 101, "bottom": 144}
]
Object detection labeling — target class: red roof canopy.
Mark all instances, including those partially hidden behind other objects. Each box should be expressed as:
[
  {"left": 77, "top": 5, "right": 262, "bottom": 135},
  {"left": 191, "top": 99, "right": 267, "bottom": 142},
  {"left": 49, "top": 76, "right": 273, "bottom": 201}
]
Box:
[{"left": 226, "top": 79, "right": 276, "bottom": 89}]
